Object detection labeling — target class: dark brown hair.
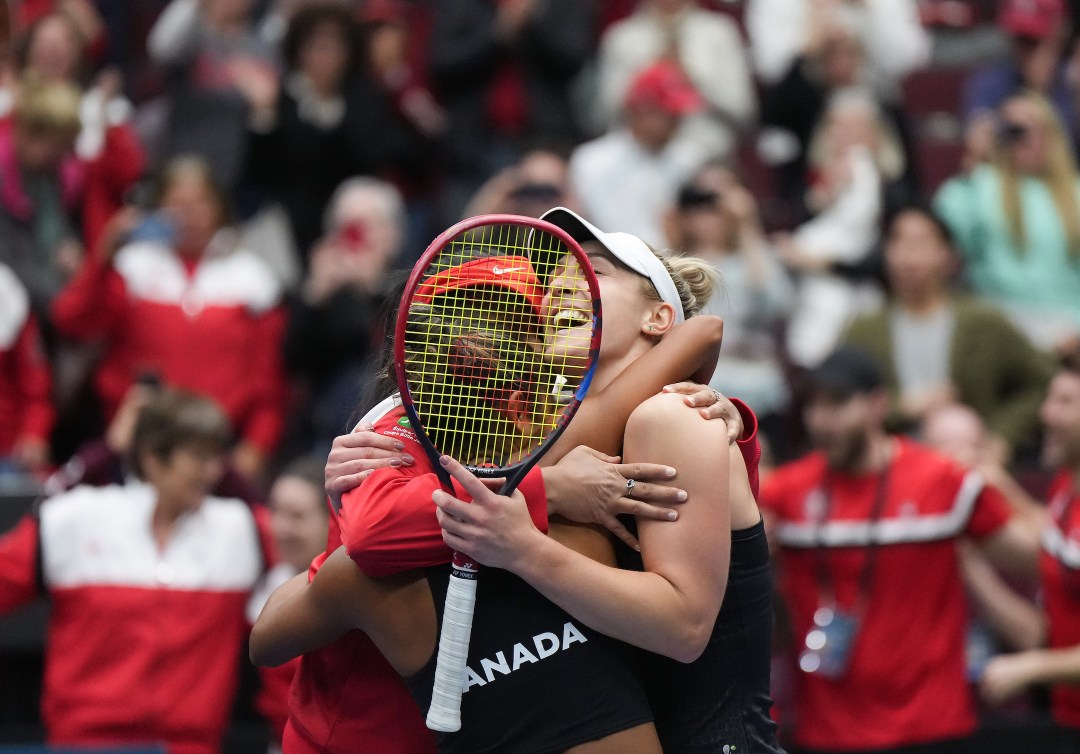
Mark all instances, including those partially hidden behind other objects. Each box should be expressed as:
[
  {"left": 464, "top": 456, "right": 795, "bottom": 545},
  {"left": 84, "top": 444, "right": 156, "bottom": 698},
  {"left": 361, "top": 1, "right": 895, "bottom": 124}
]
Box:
[{"left": 130, "top": 390, "right": 231, "bottom": 478}]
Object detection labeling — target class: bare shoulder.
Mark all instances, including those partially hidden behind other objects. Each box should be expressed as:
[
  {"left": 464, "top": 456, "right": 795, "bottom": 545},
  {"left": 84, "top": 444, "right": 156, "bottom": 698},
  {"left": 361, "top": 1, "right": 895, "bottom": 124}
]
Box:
[{"left": 626, "top": 393, "right": 729, "bottom": 445}]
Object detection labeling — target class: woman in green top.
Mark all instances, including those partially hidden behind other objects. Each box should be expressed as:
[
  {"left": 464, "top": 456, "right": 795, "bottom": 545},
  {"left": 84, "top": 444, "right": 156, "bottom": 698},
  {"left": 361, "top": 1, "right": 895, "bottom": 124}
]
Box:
[{"left": 934, "top": 90, "right": 1080, "bottom": 356}]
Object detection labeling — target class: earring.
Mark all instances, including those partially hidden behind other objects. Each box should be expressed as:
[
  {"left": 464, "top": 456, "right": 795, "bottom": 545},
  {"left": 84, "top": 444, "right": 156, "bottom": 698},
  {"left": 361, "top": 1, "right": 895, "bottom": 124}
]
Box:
[{"left": 648, "top": 325, "right": 655, "bottom": 332}]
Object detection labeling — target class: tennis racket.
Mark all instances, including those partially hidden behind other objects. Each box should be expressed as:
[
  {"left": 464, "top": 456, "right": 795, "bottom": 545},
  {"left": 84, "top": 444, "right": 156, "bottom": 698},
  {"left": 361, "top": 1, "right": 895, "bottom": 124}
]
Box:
[{"left": 394, "top": 214, "right": 602, "bottom": 732}]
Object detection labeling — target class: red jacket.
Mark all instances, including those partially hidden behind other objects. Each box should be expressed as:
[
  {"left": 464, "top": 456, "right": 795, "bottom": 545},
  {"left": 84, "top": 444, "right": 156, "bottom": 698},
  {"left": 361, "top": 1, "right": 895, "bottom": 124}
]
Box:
[
  {"left": 52, "top": 237, "right": 287, "bottom": 453},
  {"left": 0, "top": 263, "right": 53, "bottom": 455},
  {"left": 0, "top": 483, "right": 271, "bottom": 754}
]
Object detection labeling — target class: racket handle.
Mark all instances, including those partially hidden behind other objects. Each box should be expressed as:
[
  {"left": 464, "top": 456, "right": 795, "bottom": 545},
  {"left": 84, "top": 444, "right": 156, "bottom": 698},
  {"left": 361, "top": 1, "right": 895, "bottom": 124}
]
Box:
[{"left": 426, "top": 569, "right": 477, "bottom": 732}]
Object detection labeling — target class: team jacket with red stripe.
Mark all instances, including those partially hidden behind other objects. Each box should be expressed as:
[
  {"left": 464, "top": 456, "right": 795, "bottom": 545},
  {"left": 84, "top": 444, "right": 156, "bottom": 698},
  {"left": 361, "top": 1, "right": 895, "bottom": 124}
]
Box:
[
  {"left": 760, "top": 438, "right": 1011, "bottom": 751},
  {"left": 0, "top": 483, "right": 268, "bottom": 754},
  {"left": 0, "top": 263, "right": 53, "bottom": 455},
  {"left": 1042, "top": 470, "right": 1080, "bottom": 730},
  {"left": 51, "top": 237, "right": 287, "bottom": 453}
]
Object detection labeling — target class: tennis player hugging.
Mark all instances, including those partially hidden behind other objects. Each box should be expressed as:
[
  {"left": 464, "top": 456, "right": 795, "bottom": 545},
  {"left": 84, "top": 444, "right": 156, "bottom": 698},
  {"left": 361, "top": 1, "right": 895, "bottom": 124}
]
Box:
[{"left": 250, "top": 208, "right": 783, "bottom": 754}]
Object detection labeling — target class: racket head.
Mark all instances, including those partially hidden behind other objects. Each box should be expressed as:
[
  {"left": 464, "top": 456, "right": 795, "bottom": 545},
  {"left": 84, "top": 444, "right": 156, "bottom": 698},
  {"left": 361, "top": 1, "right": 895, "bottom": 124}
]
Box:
[{"left": 394, "top": 214, "right": 601, "bottom": 488}]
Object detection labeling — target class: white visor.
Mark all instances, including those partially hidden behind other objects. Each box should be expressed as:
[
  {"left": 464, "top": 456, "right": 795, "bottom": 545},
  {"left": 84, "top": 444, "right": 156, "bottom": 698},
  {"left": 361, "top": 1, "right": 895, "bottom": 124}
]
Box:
[{"left": 538, "top": 207, "right": 685, "bottom": 323}]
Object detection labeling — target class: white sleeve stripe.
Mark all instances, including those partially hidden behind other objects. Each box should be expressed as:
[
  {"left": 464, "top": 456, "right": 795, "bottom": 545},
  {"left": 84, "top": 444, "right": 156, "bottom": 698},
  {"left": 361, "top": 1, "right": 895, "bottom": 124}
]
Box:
[{"left": 775, "top": 470, "right": 985, "bottom": 548}]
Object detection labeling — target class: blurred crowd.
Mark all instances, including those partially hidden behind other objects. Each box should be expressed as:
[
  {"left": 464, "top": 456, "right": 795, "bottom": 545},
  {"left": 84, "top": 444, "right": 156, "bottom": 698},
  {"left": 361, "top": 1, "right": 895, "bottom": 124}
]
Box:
[{"left": 2, "top": 0, "right": 1080, "bottom": 751}]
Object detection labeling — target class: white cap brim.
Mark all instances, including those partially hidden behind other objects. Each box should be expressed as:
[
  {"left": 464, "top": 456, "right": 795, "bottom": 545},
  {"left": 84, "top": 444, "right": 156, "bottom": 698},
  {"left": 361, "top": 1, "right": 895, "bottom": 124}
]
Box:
[{"left": 538, "top": 207, "right": 685, "bottom": 323}]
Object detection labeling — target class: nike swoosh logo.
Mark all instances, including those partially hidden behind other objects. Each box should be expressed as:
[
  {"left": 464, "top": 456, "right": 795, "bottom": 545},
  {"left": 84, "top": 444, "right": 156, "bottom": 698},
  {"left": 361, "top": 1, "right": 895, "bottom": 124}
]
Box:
[{"left": 491, "top": 266, "right": 527, "bottom": 275}]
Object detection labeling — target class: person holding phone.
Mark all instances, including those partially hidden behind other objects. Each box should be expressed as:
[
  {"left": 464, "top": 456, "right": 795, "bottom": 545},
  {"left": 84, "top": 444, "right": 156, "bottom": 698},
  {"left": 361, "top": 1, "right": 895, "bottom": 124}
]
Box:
[
  {"left": 52, "top": 156, "right": 287, "bottom": 481},
  {"left": 935, "top": 90, "right": 1080, "bottom": 358}
]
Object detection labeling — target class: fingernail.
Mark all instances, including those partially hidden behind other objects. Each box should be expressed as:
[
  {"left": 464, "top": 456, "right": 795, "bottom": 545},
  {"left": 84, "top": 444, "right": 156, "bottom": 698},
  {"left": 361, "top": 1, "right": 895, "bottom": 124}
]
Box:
[
  {"left": 390, "top": 458, "right": 401, "bottom": 467},
  {"left": 662, "top": 385, "right": 673, "bottom": 392},
  {"left": 439, "top": 455, "right": 450, "bottom": 466},
  {"left": 667, "top": 511, "right": 678, "bottom": 521},
  {"left": 394, "top": 441, "right": 405, "bottom": 450},
  {"left": 676, "top": 491, "right": 687, "bottom": 501},
  {"left": 634, "top": 542, "right": 641, "bottom": 552},
  {"left": 664, "top": 467, "right": 676, "bottom": 477},
  {"left": 403, "top": 454, "right": 415, "bottom": 465}
]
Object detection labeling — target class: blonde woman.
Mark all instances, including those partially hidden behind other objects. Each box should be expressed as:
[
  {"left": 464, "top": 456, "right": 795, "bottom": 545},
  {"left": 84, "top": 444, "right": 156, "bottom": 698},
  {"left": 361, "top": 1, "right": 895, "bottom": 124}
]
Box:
[{"left": 935, "top": 90, "right": 1080, "bottom": 356}]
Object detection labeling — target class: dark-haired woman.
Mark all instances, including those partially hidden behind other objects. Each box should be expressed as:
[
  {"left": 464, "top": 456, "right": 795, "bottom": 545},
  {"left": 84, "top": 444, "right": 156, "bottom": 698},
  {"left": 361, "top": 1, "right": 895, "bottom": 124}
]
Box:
[{"left": 240, "top": 1, "right": 431, "bottom": 259}]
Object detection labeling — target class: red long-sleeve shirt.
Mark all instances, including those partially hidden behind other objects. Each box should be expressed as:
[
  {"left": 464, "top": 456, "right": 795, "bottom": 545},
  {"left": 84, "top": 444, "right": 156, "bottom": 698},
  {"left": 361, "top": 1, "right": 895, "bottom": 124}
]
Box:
[{"left": 0, "top": 264, "right": 53, "bottom": 455}]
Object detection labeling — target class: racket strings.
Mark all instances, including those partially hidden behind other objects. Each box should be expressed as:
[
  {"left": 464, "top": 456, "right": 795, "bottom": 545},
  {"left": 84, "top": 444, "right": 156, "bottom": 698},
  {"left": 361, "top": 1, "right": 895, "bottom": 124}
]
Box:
[{"left": 402, "top": 223, "right": 597, "bottom": 471}]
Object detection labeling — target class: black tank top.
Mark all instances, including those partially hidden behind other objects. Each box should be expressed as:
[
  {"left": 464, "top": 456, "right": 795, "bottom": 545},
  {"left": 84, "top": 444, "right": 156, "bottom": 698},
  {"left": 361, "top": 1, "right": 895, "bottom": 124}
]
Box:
[
  {"left": 618, "top": 518, "right": 786, "bottom": 754},
  {"left": 405, "top": 565, "right": 654, "bottom": 754}
]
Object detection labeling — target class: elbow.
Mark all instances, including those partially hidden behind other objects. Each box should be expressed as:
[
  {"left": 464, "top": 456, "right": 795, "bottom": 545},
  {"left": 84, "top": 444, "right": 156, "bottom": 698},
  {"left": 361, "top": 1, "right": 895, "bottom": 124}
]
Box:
[
  {"left": 669, "top": 620, "right": 713, "bottom": 664},
  {"left": 248, "top": 624, "right": 287, "bottom": 668}
]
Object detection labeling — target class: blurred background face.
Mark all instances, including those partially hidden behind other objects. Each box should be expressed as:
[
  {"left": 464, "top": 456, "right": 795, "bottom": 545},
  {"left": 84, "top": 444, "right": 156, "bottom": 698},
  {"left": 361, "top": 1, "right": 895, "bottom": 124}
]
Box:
[
  {"left": 268, "top": 475, "right": 327, "bottom": 572},
  {"left": 820, "top": 29, "right": 863, "bottom": 89},
  {"left": 507, "top": 151, "right": 570, "bottom": 217},
  {"left": 144, "top": 445, "right": 226, "bottom": 513},
  {"left": 328, "top": 187, "right": 401, "bottom": 263},
  {"left": 884, "top": 211, "right": 953, "bottom": 299},
  {"left": 205, "top": 0, "right": 254, "bottom": 26},
  {"left": 15, "top": 126, "right": 73, "bottom": 173},
  {"left": 160, "top": 169, "right": 225, "bottom": 255},
  {"left": 368, "top": 21, "right": 407, "bottom": 73},
  {"left": 824, "top": 101, "right": 879, "bottom": 157},
  {"left": 299, "top": 21, "right": 349, "bottom": 90},
  {"left": 678, "top": 165, "right": 740, "bottom": 249},
  {"left": 627, "top": 104, "right": 679, "bottom": 152},
  {"left": 1040, "top": 371, "right": 1080, "bottom": 470},
  {"left": 26, "top": 15, "right": 83, "bottom": 81},
  {"left": 1000, "top": 97, "right": 1050, "bottom": 174},
  {"left": 803, "top": 391, "right": 876, "bottom": 470},
  {"left": 922, "top": 404, "right": 985, "bottom": 468}
]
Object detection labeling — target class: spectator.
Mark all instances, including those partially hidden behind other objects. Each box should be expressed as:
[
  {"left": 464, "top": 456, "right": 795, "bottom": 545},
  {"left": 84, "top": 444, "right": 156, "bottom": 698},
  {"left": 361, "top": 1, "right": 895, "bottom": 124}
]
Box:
[
  {"left": 935, "top": 90, "right": 1080, "bottom": 357},
  {"left": 844, "top": 204, "right": 1052, "bottom": 454},
  {"left": 5, "top": 11, "right": 145, "bottom": 257},
  {"left": 963, "top": 0, "right": 1077, "bottom": 166},
  {"left": 757, "top": 6, "right": 917, "bottom": 217},
  {"left": 666, "top": 160, "right": 795, "bottom": 452},
  {"left": 0, "top": 389, "right": 271, "bottom": 754},
  {"left": 570, "top": 59, "right": 712, "bottom": 246},
  {"left": 247, "top": 455, "right": 328, "bottom": 749},
  {"left": 283, "top": 177, "right": 403, "bottom": 456},
  {"left": 241, "top": 2, "right": 429, "bottom": 262},
  {"left": 463, "top": 147, "right": 577, "bottom": 218},
  {"left": 778, "top": 89, "right": 889, "bottom": 368},
  {"left": 43, "top": 378, "right": 261, "bottom": 505},
  {"left": 51, "top": 156, "right": 287, "bottom": 481},
  {"left": 760, "top": 344, "right": 1038, "bottom": 753},
  {"left": 595, "top": 0, "right": 756, "bottom": 159},
  {"left": 978, "top": 356, "right": 1080, "bottom": 750},
  {"left": 147, "top": 0, "right": 277, "bottom": 192},
  {"left": 0, "top": 74, "right": 83, "bottom": 316},
  {"left": 922, "top": 403, "right": 1048, "bottom": 680},
  {"left": 0, "top": 260, "right": 53, "bottom": 473},
  {"left": 747, "top": 0, "right": 930, "bottom": 100},
  {"left": 428, "top": 0, "right": 595, "bottom": 222}
]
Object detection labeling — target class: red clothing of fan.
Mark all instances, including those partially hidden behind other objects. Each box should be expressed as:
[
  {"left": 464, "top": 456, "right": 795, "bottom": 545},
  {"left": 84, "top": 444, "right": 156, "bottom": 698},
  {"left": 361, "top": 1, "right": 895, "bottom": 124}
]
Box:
[
  {"left": 760, "top": 438, "right": 1011, "bottom": 751},
  {"left": 0, "top": 264, "right": 52, "bottom": 454},
  {"left": 1041, "top": 470, "right": 1080, "bottom": 730},
  {"left": 0, "top": 484, "right": 270, "bottom": 754},
  {"left": 51, "top": 238, "right": 287, "bottom": 453}
]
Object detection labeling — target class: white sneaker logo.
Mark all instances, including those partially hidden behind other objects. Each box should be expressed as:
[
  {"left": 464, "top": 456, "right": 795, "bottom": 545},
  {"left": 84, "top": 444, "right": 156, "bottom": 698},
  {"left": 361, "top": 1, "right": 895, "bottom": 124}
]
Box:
[{"left": 491, "top": 265, "right": 526, "bottom": 275}]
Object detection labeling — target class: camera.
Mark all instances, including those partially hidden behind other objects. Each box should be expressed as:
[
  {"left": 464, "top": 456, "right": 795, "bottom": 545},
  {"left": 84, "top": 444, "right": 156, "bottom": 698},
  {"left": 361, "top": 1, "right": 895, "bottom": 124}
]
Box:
[{"left": 677, "top": 185, "right": 720, "bottom": 210}]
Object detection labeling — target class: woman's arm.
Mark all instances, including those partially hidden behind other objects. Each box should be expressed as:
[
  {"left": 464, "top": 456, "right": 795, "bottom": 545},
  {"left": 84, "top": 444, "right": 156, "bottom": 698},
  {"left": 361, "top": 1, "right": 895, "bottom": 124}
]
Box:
[
  {"left": 250, "top": 548, "right": 435, "bottom": 673},
  {"left": 550, "top": 315, "right": 725, "bottom": 461},
  {"left": 437, "top": 393, "right": 732, "bottom": 661}
]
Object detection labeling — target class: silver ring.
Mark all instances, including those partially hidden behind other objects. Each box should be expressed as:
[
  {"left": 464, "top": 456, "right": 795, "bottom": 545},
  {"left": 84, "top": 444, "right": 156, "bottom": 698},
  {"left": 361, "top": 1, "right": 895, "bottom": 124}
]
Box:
[
  {"left": 711, "top": 389, "right": 723, "bottom": 404},
  {"left": 625, "top": 478, "right": 636, "bottom": 495}
]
